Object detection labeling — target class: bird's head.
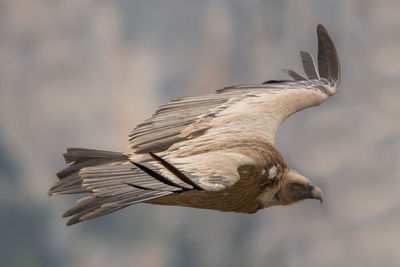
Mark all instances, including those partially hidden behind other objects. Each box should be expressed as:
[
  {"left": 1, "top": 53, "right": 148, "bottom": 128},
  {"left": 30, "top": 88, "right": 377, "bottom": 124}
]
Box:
[
  {"left": 277, "top": 169, "right": 323, "bottom": 205},
  {"left": 258, "top": 169, "right": 323, "bottom": 208}
]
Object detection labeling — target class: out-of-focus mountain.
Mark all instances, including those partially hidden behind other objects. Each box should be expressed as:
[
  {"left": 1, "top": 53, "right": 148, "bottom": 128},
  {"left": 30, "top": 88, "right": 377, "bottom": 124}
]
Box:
[{"left": 0, "top": 1, "right": 399, "bottom": 267}]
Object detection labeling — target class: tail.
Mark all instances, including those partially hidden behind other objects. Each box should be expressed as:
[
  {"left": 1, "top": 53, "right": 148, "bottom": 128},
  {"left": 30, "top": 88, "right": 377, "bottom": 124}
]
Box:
[
  {"left": 49, "top": 148, "right": 141, "bottom": 226},
  {"left": 49, "top": 148, "right": 184, "bottom": 226},
  {"left": 49, "top": 148, "right": 129, "bottom": 195}
]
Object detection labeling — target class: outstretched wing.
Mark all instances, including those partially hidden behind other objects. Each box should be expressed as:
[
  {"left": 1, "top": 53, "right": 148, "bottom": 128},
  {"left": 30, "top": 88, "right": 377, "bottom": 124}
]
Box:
[{"left": 129, "top": 24, "right": 340, "bottom": 152}]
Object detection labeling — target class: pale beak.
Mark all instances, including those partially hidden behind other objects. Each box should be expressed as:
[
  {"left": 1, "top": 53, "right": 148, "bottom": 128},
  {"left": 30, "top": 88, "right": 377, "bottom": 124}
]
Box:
[{"left": 307, "top": 184, "right": 323, "bottom": 203}]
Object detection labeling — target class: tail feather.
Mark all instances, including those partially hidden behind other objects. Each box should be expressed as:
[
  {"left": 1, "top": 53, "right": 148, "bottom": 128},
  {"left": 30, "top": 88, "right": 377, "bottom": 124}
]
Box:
[
  {"left": 63, "top": 148, "right": 126, "bottom": 163},
  {"left": 49, "top": 174, "right": 89, "bottom": 195},
  {"left": 65, "top": 191, "right": 170, "bottom": 226},
  {"left": 49, "top": 148, "right": 129, "bottom": 196},
  {"left": 56, "top": 148, "right": 128, "bottom": 179}
]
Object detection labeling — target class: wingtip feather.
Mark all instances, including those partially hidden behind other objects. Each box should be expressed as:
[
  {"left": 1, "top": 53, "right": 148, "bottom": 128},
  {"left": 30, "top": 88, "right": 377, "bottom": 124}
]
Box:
[
  {"left": 282, "top": 69, "right": 306, "bottom": 81},
  {"left": 317, "top": 24, "right": 328, "bottom": 34},
  {"left": 300, "top": 51, "right": 319, "bottom": 79},
  {"left": 316, "top": 24, "right": 341, "bottom": 85}
]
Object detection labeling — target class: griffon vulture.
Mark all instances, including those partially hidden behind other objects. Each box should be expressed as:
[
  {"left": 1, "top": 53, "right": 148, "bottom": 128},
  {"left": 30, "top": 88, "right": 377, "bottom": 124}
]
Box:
[{"left": 49, "top": 24, "right": 340, "bottom": 226}]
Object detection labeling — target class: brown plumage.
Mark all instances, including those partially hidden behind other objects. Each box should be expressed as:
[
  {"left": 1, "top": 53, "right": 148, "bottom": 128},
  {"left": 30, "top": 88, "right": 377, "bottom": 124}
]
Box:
[{"left": 49, "top": 24, "right": 340, "bottom": 226}]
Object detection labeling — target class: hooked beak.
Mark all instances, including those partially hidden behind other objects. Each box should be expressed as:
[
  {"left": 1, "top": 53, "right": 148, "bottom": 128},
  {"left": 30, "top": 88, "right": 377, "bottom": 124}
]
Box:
[{"left": 307, "top": 184, "right": 323, "bottom": 203}]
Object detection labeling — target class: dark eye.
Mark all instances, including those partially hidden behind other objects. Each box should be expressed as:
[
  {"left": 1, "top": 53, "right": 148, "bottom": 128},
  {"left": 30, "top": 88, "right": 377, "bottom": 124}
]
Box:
[
  {"left": 273, "top": 192, "right": 280, "bottom": 201},
  {"left": 291, "top": 183, "right": 302, "bottom": 190}
]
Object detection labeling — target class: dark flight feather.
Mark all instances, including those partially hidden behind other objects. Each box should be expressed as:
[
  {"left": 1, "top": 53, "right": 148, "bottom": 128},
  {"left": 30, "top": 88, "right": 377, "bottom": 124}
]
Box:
[
  {"left": 129, "top": 160, "right": 191, "bottom": 190},
  {"left": 149, "top": 152, "right": 204, "bottom": 190},
  {"left": 282, "top": 69, "right": 306, "bottom": 80},
  {"left": 300, "top": 51, "right": 319, "bottom": 79},
  {"left": 317, "top": 24, "right": 340, "bottom": 84}
]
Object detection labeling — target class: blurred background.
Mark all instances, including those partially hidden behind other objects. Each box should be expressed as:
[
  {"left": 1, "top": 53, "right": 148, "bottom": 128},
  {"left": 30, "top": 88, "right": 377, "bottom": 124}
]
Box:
[{"left": 1, "top": 0, "right": 399, "bottom": 266}]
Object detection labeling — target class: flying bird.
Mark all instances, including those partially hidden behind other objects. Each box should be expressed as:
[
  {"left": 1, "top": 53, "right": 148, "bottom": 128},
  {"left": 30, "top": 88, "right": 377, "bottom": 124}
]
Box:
[{"left": 49, "top": 24, "right": 340, "bottom": 226}]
